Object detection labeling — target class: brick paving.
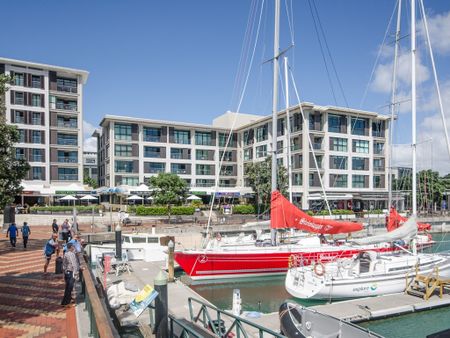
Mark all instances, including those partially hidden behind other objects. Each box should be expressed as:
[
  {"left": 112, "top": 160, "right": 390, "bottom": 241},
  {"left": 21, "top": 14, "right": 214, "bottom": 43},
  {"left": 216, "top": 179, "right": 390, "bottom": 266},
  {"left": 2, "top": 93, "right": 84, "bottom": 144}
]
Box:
[{"left": 0, "top": 225, "right": 78, "bottom": 338}]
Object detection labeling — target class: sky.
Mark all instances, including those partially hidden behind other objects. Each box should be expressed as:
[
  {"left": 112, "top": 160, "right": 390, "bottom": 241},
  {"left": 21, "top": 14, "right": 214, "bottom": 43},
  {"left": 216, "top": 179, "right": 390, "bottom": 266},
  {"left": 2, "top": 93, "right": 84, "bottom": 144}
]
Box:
[{"left": 3, "top": 0, "right": 450, "bottom": 172}]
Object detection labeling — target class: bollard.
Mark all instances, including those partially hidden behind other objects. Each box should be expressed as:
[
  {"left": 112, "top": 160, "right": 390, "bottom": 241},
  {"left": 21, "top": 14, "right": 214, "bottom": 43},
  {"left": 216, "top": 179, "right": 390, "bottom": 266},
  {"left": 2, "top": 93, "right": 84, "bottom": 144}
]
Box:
[
  {"left": 154, "top": 271, "right": 168, "bottom": 338},
  {"left": 168, "top": 240, "right": 174, "bottom": 282},
  {"left": 115, "top": 224, "right": 122, "bottom": 260}
]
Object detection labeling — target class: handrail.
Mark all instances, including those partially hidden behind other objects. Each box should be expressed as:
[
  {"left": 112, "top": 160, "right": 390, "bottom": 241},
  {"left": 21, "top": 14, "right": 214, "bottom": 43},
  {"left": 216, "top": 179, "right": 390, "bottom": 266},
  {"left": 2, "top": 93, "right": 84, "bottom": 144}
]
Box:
[
  {"left": 188, "top": 297, "right": 285, "bottom": 338},
  {"left": 81, "top": 255, "right": 120, "bottom": 338},
  {"left": 169, "top": 315, "right": 204, "bottom": 338}
]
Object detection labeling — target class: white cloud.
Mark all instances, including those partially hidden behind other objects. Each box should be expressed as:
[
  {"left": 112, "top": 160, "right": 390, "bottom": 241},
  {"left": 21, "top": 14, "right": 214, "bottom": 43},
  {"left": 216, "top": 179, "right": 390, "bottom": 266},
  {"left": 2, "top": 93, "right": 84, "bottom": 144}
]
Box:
[
  {"left": 419, "top": 11, "right": 450, "bottom": 55},
  {"left": 83, "top": 120, "right": 97, "bottom": 152}
]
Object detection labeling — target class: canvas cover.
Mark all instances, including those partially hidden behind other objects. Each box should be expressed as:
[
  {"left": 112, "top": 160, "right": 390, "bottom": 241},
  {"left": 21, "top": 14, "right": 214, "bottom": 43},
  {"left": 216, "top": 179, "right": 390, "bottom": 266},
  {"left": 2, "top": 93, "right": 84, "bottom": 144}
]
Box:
[{"left": 387, "top": 207, "right": 431, "bottom": 232}]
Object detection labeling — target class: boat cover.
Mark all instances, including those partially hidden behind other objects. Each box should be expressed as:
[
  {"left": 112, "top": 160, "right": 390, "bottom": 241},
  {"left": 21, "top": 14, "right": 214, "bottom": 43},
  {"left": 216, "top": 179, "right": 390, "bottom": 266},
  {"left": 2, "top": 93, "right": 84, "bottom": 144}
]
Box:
[
  {"left": 387, "top": 207, "right": 431, "bottom": 232},
  {"left": 352, "top": 216, "right": 418, "bottom": 245},
  {"left": 270, "top": 191, "right": 363, "bottom": 234}
]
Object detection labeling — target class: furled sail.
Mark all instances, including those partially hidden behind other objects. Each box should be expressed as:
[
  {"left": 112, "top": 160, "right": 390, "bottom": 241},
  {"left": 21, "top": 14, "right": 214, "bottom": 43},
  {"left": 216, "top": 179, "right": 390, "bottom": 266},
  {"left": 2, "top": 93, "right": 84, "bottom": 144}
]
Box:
[
  {"left": 352, "top": 216, "right": 418, "bottom": 245},
  {"left": 270, "top": 191, "right": 363, "bottom": 234},
  {"left": 387, "top": 207, "right": 431, "bottom": 232}
]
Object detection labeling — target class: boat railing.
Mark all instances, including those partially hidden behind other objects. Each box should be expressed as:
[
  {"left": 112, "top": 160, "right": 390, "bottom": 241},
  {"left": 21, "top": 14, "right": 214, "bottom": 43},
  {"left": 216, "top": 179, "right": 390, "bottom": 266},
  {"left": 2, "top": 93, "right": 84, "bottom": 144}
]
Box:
[
  {"left": 80, "top": 254, "right": 120, "bottom": 338},
  {"left": 188, "top": 297, "right": 286, "bottom": 337}
]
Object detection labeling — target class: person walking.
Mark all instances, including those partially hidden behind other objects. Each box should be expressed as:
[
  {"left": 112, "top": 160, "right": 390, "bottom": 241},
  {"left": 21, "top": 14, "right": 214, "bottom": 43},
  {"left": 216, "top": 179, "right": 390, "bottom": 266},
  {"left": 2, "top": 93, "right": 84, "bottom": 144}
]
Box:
[
  {"left": 51, "top": 219, "right": 59, "bottom": 234},
  {"left": 44, "top": 233, "right": 59, "bottom": 274},
  {"left": 61, "top": 243, "right": 80, "bottom": 306},
  {"left": 61, "top": 219, "right": 70, "bottom": 242},
  {"left": 21, "top": 222, "right": 31, "bottom": 249},
  {"left": 6, "top": 223, "right": 18, "bottom": 247}
]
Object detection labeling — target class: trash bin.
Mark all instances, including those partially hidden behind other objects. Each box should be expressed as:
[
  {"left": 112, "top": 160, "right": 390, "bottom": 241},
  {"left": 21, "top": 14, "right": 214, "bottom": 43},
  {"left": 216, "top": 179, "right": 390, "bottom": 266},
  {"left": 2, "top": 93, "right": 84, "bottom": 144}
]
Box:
[{"left": 55, "top": 256, "right": 63, "bottom": 274}]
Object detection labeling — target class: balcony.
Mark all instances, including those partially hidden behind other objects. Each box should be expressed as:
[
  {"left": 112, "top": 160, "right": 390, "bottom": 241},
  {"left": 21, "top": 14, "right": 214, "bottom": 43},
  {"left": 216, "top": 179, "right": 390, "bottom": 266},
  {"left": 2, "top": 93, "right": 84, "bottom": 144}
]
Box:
[
  {"left": 312, "top": 143, "right": 323, "bottom": 150},
  {"left": 16, "top": 154, "right": 25, "bottom": 160},
  {"left": 57, "top": 85, "right": 77, "bottom": 94},
  {"left": 172, "top": 169, "right": 187, "bottom": 174},
  {"left": 58, "top": 157, "right": 78, "bottom": 163},
  {"left": 58, "top": 174, "right": 78, "bottom": 181},
  {"left": 291, "top": 143, "right": 301, "bottom": 151},
  {"left": 144, "top": 136, "right": 161, "bottom": 142},
  {"left": 31, "top": 118, "right": 41, "bottom": 125},
  {"left": 374, "top": 166, "right": 385, "bottom": 172},
  {"left": 57, "top": 121, "right": 77, "bottom": 129},
  {"left": 14, "top": 98, "right": 24, "bottom": 105},
  {"left": 144, "top": 152, "right": 161, "bottom": 158},
  {"left": 148, "top": 168, "right": 165, "bottom": 174},
  {"left": 57, "top": 139, "right": 78, "bottom": 146},
  {"left": 195, "top": 182, "right": 215, "bottom": 187},
  {"left": 220, "top": 171, "right": 234, "bottom": 176},
  {"left": 15, "top": 117, "right": 25, "bottom": 124},
  {"left": 171, "top": 153, "right": 183, "bottom": 159},
  {"left": 55, "top": 103, "right": 77, "bottom": 111},
  {"left": 32, "top": 137, "right": 41, "bottom": 144},
  {"left": 31, "top": 155, "right": 43, "bottom": 162},
  {"left": 373, "top": 131, "right": 385, "bottom": 138}
]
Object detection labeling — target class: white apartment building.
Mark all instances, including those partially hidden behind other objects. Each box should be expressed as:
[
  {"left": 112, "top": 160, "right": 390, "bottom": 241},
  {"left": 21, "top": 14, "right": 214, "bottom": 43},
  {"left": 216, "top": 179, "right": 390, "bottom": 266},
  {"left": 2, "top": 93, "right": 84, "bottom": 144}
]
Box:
[
  {"left": 83, "top": 151, "right": 98, "bottom": 183},
  {"left": 95, "top": 103, "right": 390, "bottom": 210},
  {"left": 1, "top": 57, "right": 89, "bottom": 198}
]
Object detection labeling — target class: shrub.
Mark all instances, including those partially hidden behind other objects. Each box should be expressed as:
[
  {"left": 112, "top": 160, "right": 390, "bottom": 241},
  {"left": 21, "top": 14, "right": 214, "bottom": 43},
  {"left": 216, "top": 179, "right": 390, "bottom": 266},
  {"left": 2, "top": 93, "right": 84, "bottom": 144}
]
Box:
[
  {"left": 315, "top": 209, "right": 354, "bottom": 216},
  {"left": 30, "top": 205, "right": 101, "bottom": 213},
  {"left": 135, "top": 205, "right": 195, "bottom": 216},
  {"left": 232, "top": 204, "right": 256, "bottom": 214}
]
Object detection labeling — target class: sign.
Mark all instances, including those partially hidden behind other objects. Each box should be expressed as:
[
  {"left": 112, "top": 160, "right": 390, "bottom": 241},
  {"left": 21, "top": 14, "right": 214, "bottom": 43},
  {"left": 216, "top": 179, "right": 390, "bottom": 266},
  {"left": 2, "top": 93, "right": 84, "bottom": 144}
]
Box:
[
  {"left": 216, "top": 192, "right": 240, "bottom": 198},
  {"left": 130, "top": 284, "right": 159, "bottom": 318},
  {"left": 55, "top": 190, "right": 96, "bottom": 195}
]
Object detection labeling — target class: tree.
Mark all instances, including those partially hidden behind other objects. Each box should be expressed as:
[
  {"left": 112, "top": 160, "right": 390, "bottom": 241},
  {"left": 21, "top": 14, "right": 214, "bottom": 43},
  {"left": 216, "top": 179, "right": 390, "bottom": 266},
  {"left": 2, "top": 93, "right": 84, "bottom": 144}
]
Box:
[
  {"left": 244, "top": 156, "right": 288, "bottom": 211},
  {"left": 147, "top": 173, "right": 188, "bottom": 221},
  {"left": 0, "top": 75, "right": 30, "bottom": 208},
  {"left": 84, "top": 175, "right": 98, "bottom": 189}
]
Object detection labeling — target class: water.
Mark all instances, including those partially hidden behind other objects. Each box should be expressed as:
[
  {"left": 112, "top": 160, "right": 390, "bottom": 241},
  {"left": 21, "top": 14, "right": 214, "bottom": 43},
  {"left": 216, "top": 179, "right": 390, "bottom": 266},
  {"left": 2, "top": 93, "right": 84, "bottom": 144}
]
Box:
[{"left": 188, "top": 233, "right": 450, "bottom": 337}]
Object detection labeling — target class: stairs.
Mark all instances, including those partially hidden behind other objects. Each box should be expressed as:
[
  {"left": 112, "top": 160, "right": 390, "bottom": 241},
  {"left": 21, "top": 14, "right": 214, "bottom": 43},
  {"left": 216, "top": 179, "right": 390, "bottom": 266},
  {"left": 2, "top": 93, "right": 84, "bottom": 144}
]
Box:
[{"left": 406, "top": 267, "right": 450, "bottom": 300}]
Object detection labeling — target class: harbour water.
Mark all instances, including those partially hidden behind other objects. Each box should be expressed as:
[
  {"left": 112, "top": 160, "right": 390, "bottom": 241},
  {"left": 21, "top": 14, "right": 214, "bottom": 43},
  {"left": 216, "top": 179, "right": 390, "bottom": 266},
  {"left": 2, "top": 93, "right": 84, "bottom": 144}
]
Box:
[{"left": 188, "top": 233, "right": 450, "bottom": 337}]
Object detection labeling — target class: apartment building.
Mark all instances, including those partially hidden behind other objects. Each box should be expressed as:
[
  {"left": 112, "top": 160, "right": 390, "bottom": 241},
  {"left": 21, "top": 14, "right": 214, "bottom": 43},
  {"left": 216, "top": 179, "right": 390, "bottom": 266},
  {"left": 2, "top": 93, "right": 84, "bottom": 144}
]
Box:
[
  {"left": 1, "top": 57, "right": 89, "bottom": 195},
  {"left": 95, "top": 103, "right": 390, "bottom": 210},
  {"left": 83, "top": 151, "right": 98, "bottom": 183}
]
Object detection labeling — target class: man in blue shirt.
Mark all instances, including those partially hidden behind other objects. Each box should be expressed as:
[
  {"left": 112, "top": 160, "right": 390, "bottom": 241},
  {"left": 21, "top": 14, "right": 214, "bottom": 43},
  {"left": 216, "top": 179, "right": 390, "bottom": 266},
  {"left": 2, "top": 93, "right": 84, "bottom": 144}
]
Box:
[
  {"left": 6, "top": 223, "right": 18, "bottom": 247},
  {"left": 21, "top": 222, "right": 31, "bottom": 248}
]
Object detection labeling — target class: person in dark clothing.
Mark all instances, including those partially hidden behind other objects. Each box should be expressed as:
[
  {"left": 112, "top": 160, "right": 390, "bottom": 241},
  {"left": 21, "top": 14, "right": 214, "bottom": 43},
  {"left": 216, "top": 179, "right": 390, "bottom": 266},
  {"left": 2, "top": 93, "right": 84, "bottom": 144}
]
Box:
[
  {"left": 51, "top": 219, "right": 59, "bottom": 233},
  {"left": 21, "top": 222, "right": 31, "bottom": 248},
  {"left": 61, "top": 243, "right": 80, "bottom": 306},
  {"left": 6, "top": 223, "right": 18, "bottom": 247}
]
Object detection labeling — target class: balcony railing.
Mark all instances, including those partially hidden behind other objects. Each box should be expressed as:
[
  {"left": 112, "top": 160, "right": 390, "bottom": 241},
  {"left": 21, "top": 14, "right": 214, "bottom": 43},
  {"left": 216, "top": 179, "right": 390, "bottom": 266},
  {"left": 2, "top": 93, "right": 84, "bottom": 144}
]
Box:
[
  {"left": 143, "top": 136, "right": 161, "bottom": 142},
  {"left": 31, "top": 81, "right": 42, "bottom": 89},
  {"left": 57, "top": 121, "right": 77, "bottom": 128},
  {"left": 31, "top": 117, "right": 41, "bottom": 125},
  {"left": 57, "top": 85, "right": 77, "bottom": 94},
  {"left": 195, "top": 183, "right": 215, "bottom": 187},
  {"left": 31, "top": 155, "right": 43, "bottom": 162},
  {"left": 58, "top": 174, "right": 78, "bottom": 181},
  {"left": 313, "top": 143, "right": 323, "bottom": 150},
  {"left": 171, "top": 169, "right": 187, "bottom": 174},
  {"left": 291, "top": 144, "right": 301, "bottom": 151},
  {"left": 55, "top": 103, "right": 78, "bottom": 111},
  {"left": 374, "top": 166, "right": 385, "bottom": 171},
  {"left": 15, "top": 117, "right": 25, "bottom": 124},
  {"left": 32, "top": 137, "right": 41, "bottom": 144},
  {"left": 16, "top": 154, "right": 25, "bottom": 160},
  {"left": 58, "top": 157, "right": 78, "bottom": 163},
  {"left": 373, "top": 131, "right": 385, "bottom": 138},
  {"left": 57, "top": 139, "right": 78, "bottom": 146},
  {"left": 14, "top": 99, "right": 24, "bottom": 105},
  {"left": 220, "top": 171, "right": 235, "bottom": 176},
  {"left": 148, "top": 168, "right": 165, "bottom": 174},
  {"left": 144, "top": 153, "right": 161, "bottom": 158},
  {"left": 171, "top": 153, "right": 183, "bottom": 159}
]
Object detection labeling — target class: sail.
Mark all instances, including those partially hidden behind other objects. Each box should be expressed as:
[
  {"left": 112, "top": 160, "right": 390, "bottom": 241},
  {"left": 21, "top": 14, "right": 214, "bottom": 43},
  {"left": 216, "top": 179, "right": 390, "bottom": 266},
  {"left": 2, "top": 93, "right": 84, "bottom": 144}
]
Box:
[
  {"left": 270, "top": 191, "right": 363, "bottom": 234},
  {"left": 387, "top": 207, "right": 431, "bottom": 232},
  {"left": 352, "top": 216, "right": 418, "bottom": 245}
]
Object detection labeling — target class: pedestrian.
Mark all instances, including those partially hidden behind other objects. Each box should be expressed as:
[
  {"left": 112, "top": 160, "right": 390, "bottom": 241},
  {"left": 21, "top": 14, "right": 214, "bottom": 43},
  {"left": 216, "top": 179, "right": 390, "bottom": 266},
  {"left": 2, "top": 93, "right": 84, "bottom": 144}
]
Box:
[
  {"left": 51, "top": 219, "right": 59, "bottom": 234},
  {"left": 21, "top": 222, "right": 31, "bottom": 248},
  {"left": 44, "top": 233, "right": 59, "bottom": 274},
  {"left": 61, "top": 219, "right": 70, "bottom": 242},
  {"left": 6, "top": 223, "right": 18, "bottom": 247},
  {"left": 61, "top": 243, "right": 80, "bottom": 306}
]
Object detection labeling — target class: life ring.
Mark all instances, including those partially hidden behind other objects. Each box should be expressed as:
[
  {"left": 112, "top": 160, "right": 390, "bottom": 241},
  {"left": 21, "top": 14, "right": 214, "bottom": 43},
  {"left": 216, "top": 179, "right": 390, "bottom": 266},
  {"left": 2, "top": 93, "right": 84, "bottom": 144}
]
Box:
[{"left": 314, "top": 262, "right": 325, "bottom": 276}]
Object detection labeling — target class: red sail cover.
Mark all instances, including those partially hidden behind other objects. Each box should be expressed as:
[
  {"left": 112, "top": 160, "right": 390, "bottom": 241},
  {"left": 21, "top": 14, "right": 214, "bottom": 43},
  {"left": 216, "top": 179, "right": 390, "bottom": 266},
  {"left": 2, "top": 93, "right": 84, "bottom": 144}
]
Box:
[
  {"left": 387, "top": 207, "right": 431, "bottom": 232},
  {"left": 270, "top": 191, "right": 363, "bottom": 234}
]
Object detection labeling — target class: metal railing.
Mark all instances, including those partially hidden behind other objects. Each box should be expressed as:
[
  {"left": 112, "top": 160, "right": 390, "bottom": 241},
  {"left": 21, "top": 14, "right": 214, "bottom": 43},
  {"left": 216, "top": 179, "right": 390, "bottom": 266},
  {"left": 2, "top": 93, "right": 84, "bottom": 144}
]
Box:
[
  {"left": 188, "top": 297, "right": 285, "bottom": 338},
  {"left": 57, "top": 139, "right": 78, "bottom": 146},
  {"left": 143, "top": 136, "right": 161, "bottom": 142},
  {"left": 169, "top": 315, "right": 205, "bottom": 338},
  {"left": 15, "top": 117, "right": 25, "bottom": 123},
  {"left": 58, "top": 174, "right": 78, "bottom": 181},
  {"left": 58, "top": 157, "right": 78, "bottom": 163},
  {"left": 55, "top": 102, "right": 78, "bottom": 111},
  {"left": 57, "top": 85, "right": 78, "bottom": 93},
  {"left": 58, "top": 121, "right": 78, "bottom": 128},
  {"left": 80, "top": 256, "right": 120, "bottom": 338},
  {"left": 32, "top": 117, "right": 41, "bottom": 125}
]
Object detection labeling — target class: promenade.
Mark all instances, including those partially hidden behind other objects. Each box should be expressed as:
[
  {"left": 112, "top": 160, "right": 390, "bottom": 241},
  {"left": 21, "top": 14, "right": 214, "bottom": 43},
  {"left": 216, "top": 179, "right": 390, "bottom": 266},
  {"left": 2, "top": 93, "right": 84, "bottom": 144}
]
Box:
[{"left": 0, "top": 225, "right": 78, "bottom": 338}]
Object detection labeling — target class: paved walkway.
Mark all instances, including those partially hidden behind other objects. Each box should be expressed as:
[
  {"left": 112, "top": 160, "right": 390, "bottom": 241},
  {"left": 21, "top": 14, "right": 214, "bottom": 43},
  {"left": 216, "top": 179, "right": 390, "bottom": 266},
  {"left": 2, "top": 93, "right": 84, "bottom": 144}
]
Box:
[{"left": 0, "top": 226, "right": 78, "bottom": 338}]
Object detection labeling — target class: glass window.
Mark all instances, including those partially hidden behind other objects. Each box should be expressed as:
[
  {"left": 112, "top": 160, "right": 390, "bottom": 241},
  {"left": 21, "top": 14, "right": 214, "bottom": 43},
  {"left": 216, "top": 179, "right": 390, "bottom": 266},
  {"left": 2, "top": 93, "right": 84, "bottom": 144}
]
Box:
[
  {"left": 57, "top": 77, "right": 77, "bottom": 93},
  {"left": 57, "top": 116, "right": 77, "bottom": 128},
  {"left": 144, "top": 146, "right": 161, "bottom": 158},
  {"left": 329, "top": 155, "right": 348, "bottom": 170},
  {"left": 14, "top": 73, "right": 24, "bottom": 86},
  {"left": 14, "top": 110, "right": 25, "bottom": 123},
  {"left": 31, "top": 75, "right": 41, "bottom": 88},
  {"left": 219, "top": 150, "right": 233, "bottom": 162},
  {"left": 196, "top": 149, "right": 210, "bottom": 160},
  {"left": 32, "top": 130, "right": 41, "bottom": 143},
  {"left": 122, "top": 177, "right": 139, "bottom": 186},
  {"left": 143, "top": 127, "right": 161, "bottom": 142},
  {"left": 374, "top": 158, "right": 384, "bottom": 171},
  {"left": 290, "top": 113, "right": 302, "bottom": 132},
  {"left": 196, "top": 164, "right": 213, "bottom": 175},
  {"left": 32, "top": 112, "right": 41, "bottom": 125},
  {"left": 18, "top": 129, "right": 25, "bottom": 143},
  {"left": 372, "top": 121, "right": 385, "bottom": 137},
  {"left": 243, "top": 130, "right": 253, "bottom": 145},
  {"left": 114, "top": 123, "right": 132, "bottom": 141},
  {"left": 58, "top": 168, "right": 78, "bottom": 181},
  {"left": 171, "top": 163, "right": 188, "bottom": 174},
  {"left": 16, "top": 148, "right": 25, "bottom": 159},
  {"left": 31, "top": 149, "right": 42, "bottom": 162},
  {"left": 14, "top": 92, "right": 24, "bottom": 105},
  {"left": 330, "top": 137, "right": 348, "bottom": 152},
  {"left": 256, "top": 124, "right": 268, "bottom": 142},
  {"left": 58, "top": 151, "right": 78, "bottom": 163},
  {"left": 57, "top": 133, "right": 77, "bottom": 146},
  {"left": 31, "top": 94, "right": 41, "bottom": 107},
  {"left": 243, "top": 148, "right": 252, "bottom": 161},
  {"left": 351, "top": 117, "right": 367, "bottom": 136},
  {"left": 196, "top": 179, "right": 215, "bottom": 187},
  {"left": 174, "top": 130, "right": 190, "bottom": 144},
  {"left": 170, "top": 148, "right": 183, "bottom": 159},
  {"left": 293, "top": 172, "right": 302, "bottom": 186},
  {"left": 219, "top": 133, "right": 235, "bottom": 147},
  {"left": 220, "top": 165, "right": 234, "bottom": 176},
  {"left": 352, "top": 175, "right": 367, "bottom": 188},
  {"left": 277, "top": 140, "right": 283, "bottom": 154},
  {"left": 352, "top": 157, "right": 367, "bottom": 171},
  {"left": 277, "top": 118, "right": 285, "bottom": 136},
  {"left": 32, "top": 167, "right": 43, "bottom": 180},
  {"left": 115, "top": 144, "right": 132, "bottom": 157},
  {"left": 331, "top": 174, "right": 348, "bottom": 188},
  {"left": 115, "top": 160, "right": 134, "bottom": 173},
  {"left": 195, "top": 131, "right": 212, "bottom": 146},
  {"left": 256, "top": 145, "right": 267, "bottom": 158},
  {"left": 352, "top": 140, "right": 369, "bottom": 153},
  {"left": 147, "top": 162, "right": 165, "bottom": 173},
  {"left": 374, "top": 142, "right": 384, "bottom": 155},
  {"left": 56, "top": 99, "right": 77, "bottom": 111}
]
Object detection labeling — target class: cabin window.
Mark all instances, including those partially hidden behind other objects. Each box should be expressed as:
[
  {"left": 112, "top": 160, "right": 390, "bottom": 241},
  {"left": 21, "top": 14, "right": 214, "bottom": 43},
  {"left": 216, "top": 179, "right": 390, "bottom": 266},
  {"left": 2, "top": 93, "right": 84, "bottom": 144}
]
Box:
[
  {"left": 123, "top": 237, "right": 131, "bottom": 243},
  {"left": 132, "top": 237, "right": 147, "bottom": 243}
]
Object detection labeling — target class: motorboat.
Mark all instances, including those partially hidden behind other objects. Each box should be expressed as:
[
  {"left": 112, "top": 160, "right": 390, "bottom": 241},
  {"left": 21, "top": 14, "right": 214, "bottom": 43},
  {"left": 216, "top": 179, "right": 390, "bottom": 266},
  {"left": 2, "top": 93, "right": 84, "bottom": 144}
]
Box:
[{"left": 279, "top": 302, "right": 384, "bottom": 338}]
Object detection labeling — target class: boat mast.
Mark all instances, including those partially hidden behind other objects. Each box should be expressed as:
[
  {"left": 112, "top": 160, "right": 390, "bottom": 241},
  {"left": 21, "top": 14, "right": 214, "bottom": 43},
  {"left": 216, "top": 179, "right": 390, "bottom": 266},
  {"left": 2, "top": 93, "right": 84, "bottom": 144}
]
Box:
[
  {"left": 411, "top": 0, "right": 417, "bottom": 216},
  {"left": 271, "top": 0, "right": 280, "bottom": 194},
  {"left": 284, "top": 57, "right": 293, "bottom": 202},
  {"left": 388, "top": 0, "right": 402, "bottom": 209}
]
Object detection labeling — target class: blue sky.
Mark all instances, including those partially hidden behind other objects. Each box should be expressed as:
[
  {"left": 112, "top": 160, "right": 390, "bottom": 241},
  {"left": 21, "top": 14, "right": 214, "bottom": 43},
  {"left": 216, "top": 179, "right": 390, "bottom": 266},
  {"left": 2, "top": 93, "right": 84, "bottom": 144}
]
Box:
[{"left": 3, "top": 1, "right": 450, "bottom": 171}]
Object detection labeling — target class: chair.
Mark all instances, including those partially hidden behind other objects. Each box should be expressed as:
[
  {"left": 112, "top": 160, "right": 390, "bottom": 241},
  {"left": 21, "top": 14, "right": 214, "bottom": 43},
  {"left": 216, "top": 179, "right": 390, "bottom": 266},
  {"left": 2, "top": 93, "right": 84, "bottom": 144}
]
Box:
[{"left": 112, "top": 251, "right": 133, "bottom": 276}]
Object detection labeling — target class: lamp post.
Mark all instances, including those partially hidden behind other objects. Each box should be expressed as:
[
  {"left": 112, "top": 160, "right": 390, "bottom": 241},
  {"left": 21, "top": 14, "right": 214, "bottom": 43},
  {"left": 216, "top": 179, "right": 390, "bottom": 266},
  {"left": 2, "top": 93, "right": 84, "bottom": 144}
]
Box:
[
  {"left": 168, "top": 240, "right": 174, "bottom": 282},
  {"left": 115, "top": 223, "right": 122, "bottom": 260}
]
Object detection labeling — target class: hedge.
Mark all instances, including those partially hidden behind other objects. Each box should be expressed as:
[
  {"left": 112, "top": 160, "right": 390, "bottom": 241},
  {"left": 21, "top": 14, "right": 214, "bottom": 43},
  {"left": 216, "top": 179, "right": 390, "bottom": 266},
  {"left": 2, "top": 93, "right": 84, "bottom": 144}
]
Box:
[
  {"left": 232, "top": 204, "right": 256, "bottom": 214},
  {"left": 30, "top": 206, "right": 101, "bottom": 213},
  {"left": 315, "top": 209, "right": 355, "bottom": 216},
  {"left": 135, "top": 206, "right": 195, "bottom": 216}
]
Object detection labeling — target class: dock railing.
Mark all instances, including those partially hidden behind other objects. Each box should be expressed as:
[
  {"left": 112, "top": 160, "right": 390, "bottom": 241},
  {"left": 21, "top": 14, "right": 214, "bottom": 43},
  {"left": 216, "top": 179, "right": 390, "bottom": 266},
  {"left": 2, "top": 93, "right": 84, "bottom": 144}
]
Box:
[
  {"left": 188, "top": 297, "right": 286, "bottom": 337},
  {"left": 80, "top": 255, "right": 120, "bottom": 338}
]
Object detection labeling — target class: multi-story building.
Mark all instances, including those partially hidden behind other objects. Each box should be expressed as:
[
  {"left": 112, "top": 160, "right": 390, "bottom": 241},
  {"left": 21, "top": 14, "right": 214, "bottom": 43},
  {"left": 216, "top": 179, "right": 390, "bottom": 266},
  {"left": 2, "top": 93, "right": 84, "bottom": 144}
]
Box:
[
  {"left": 1, "top": 57, "right": 89, "bottom": 197},
  {"left": 83, "top": 151, "right": 98, "bottom": 183},
  {"left": 95, "top": 103, "right": 390, "bottom": 210}
]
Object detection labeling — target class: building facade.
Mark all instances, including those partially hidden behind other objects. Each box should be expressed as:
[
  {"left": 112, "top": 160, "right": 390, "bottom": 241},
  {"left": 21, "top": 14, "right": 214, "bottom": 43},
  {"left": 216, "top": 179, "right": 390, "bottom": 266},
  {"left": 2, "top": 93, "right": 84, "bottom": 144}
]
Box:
[
  {"left": 95, "top": 103, "right": 390, "bottom": 210},
  {"left": 83, "top": 151, "right": 98, "bottom": 183},
  {"left": 1, "top": 57, "right": 89, "bottom": 195}
]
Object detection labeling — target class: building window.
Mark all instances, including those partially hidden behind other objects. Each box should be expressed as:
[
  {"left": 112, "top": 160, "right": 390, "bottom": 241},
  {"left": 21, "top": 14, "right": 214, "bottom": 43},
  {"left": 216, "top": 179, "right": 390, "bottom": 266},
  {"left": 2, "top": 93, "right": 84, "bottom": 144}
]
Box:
[
  {"left": 114, "top": 123, "right": 132, "bottom": 141},
  {"left": 293, "top": 172, "right": 302, "bottom": 186},
  {"left": 122, "top": 177, "right": 139, "bottom": 186},
  {"left": 219, "top": 133, "right": 235, "bottom": 147},
  {"left": 220, "top": 165, "right": 234, "bottom": 176},
  {"left": 57, "top": 116, "right": 77, "bottom": 128},
  {"left": 58, "top": 168, "right": 78, "bottom": 181},
  {"left": 290, "top": 113, "right": 302, "bottom": 132},
  {"left": 373, "top": 175, "right": 383, "bottom": 188},
  {"left": 16, "top": 148, "right": 25, "bottom": 160},
  {"left": 170, "top": 148, "right": 185, "bottom": 159},
  {"left": 115, "top": 160, "right": 134, "bottom": 173},
  {"left": 14, "top": 73, "right": 24, "bottom": 86},
  {"left": 329, "top": 155, "right": 348, "bottom": 170},
  {"left": 171, "top": 163, "right": 188, "bottom": 174},
  {"left": 143, "top": 127, "right": 161, "bottom": 142},
  {"left": 352, "top": 157, "right": 368, "bottom": 171},
  {"left": 374, "top": 158, "right": 384, "bottom": 171},
  {"left": 351, "top": 117, "right": 367, "bottom": 136},
  {"left": 243, "top": 148, "right": 252, "bottom": 161},
  {"left": 14, "top": 92, "right": 24, "bottom": 105},
  {"left": 31, "top": 94, "right": 41, "bottom": 107},
  {"left": 196, "top": 164, "right": 213, "bottom": 175},
  {"left": 374, "top": 142, "right": 384, "bottom": 155},
  {"left": 18, "top": 129, "right": 25, "bottom": 143},
  {"left": 256, "top": 124, "right": 268, "bottom": 142},
  {"left": 309, "top": 173, "right": 321, "bottom": 187},
  {"left": 174, "top": 130, "right": 190, "bottom": 144},
  {"left": 56, "top": 99, "right": 77, "bottom": 111},
  {"left": 115, "top": 144, "right": 132, "bottom": 157},
  {"left": 14, "top": 111, "right": 25, "bottom": 124},
  {"left": 219, "top": 150, "right": 233, "bottom": 162},
  {"left": 277, "top": 158, "right": 283, "bottom": 166},
  {"left": 32, "top": 167, "right": 43, "bottom": 180},
  {"left": 352, "top": 174, "right": 368, "bottom": 188},
  {"left": 352, "top": 140, "right": 369, "bottom": 153},
  {"left": 196, "top": 179, "right": 215, "bottom": 187},
  {"left": 57, "top": 78, "right": 78, "bottom": 93},
  {"left": 57, "top": 133, "right": 77, "bottom": 146},
  {"left": 372, "top": 121, "right": 385, "bottom": 137},
  {"left": 195, "top": 131, "right": 212, "bottom": 146},
  {"left": 196, "top": 149, "right": 210, "bottom": 161},
  {"left": 31, "top": 112, "right": 41, "bottom": 125},
  {"left": 31, "top": 75, "right": 41, "bottom": 88},
  {"left": 32, "top": 130, "right": 41, "bottom": 143},
  {"left": 277, "top": 140, "right": 283, "bottom": 154},
  {"left": 256, "top": 145, "right": 267, "bottom": 158},
  {"left": 31, "top": 149, "right": 42, "bottom": 162},
  {"left": 58, "top": 151, "right": 78, "bottom": 163},
  {"left": 330, "top": 137, "right": 348, "bottom": 152},
  {"left": 219, "top": 179, "right": 235, "bottom": 187},
  {"left": 243, "top": 130, "right": 254, "bottom": 145},
  {"left": 144, "top": 146, "right": 161, "bottom": 158},
  {"left": 277, "top": 118, "right": 285, "bottom": 136},
  {"left": 330, "top": 174, "right": 348, "bottom": 188},
  {"left": 147, "top": 162, "right": 165, "bottom": 173}
]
